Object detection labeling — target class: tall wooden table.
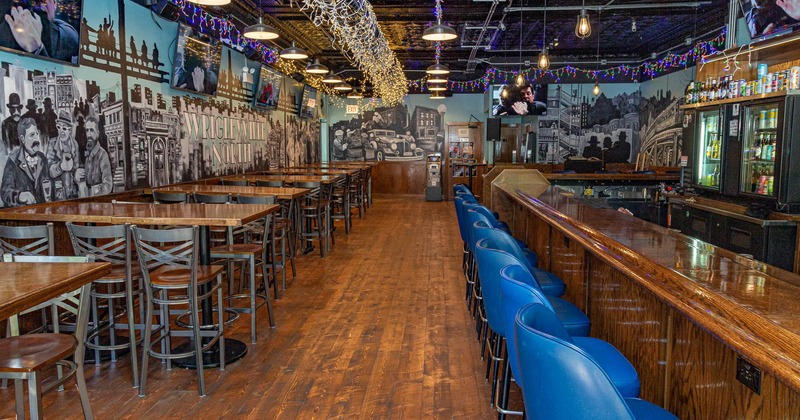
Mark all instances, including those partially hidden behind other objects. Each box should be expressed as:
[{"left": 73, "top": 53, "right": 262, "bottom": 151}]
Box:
[
  {"left": 0, "top": 202, "right": 279, "bottom": 368},
  {"left": 0, "top": 262, "right": 111, "bottom": 419}
]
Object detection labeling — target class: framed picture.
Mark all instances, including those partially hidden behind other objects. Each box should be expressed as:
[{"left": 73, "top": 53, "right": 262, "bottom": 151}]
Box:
[
  {"left": 253, "top": 65, "right": 282, "bottom": 110},
  {"left": 171, "top": 23, "right": 222, "bottom": 96}
]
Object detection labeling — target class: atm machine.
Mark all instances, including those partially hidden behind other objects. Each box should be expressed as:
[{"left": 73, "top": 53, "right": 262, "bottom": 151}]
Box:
[{"left": 426, "top": 152, "right": 442, "bottom": 201}]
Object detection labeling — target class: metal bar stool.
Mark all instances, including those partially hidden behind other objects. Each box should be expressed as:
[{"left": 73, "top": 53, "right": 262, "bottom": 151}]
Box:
[
  {"left": 329, "top": 175, "right": 352, "bottom": 235},
  {"left": 131, "top": 225, "right": 226, "bottom": 397},
  {"left": 152, "top": 190, "right": 189, "bottom": 204},
  {"left": 255, "top": 180, "right": 285, "bottom": 188},
  {"left": 0, "top": 255, "right": 95, "bottom": 420},
  {"left": 238, "top": 194, "right": 292, "bottom": 294},
  {"left": 221, "top": 179, "right": 249, "bottom": 186},
  {"left": 294, "top": 181, "right": 330, "bottom": 258},
  {"left": 65, "top": 222, "right": 143, "bottom": 388},
  {"left": 209, "top": 204, "right": 276, "bottom": 343}
]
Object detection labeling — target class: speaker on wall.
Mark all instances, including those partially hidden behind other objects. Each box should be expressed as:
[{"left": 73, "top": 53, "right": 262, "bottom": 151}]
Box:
[{"left": 487, "top": 117, "right": 501, "bottom": 143}]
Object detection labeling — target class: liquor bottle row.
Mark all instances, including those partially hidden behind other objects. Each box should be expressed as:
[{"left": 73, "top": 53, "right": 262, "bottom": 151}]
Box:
[
  {"left": 685, "top": 67, "right": 800, "bottom": 105},
  {"left": 750, "top": 131, "right": 777, "bottom": 162}
]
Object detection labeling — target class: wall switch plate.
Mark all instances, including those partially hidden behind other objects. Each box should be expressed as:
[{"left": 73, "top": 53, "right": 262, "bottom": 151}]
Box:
[{"left": 736, "top": 356, "right": 761, "bottom": 395}]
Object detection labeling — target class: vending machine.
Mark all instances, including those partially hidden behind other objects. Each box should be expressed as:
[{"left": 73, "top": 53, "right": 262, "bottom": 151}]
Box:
[{"left": 426, "top": 152, "right": 443, "bottom": 201}]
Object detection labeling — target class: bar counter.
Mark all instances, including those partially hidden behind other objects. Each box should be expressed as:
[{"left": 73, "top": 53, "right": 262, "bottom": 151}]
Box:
[{"left": 491, "top": 171, "right": 800, "bottom": 418}]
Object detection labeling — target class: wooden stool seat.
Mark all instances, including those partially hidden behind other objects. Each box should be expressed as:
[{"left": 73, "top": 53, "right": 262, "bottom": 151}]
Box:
[
  {"left": 149, "top": 265, "right": 223, "bottom": 287},
  {"left": 99, "top": 264, "right": 142, "bottom": 282},
  {"left": 210, "top": 243, "right": 264, "bottom": 255},
  {"left": 0, "top": 334, "right": 77, "bottom": 372}
]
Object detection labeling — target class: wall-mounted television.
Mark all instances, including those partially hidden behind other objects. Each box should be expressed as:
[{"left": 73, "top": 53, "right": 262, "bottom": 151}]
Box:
[
  {"left": 254, "top": 65, "right": 282, "bottom": 110},
  {"left": 490, "top": 83, "right": 548, "bottom": 116},
  {"left": 299, "top": 84, "right": 317, "bottom": 119},
  {"left": 743, "top": 0, "right": 800, "bottom": 40},
  {"left": 171, "top": 23, "right": 222, "bottom": 96},
  {"left": 0, "top": 0, "right": 84, "bottom": 66}
]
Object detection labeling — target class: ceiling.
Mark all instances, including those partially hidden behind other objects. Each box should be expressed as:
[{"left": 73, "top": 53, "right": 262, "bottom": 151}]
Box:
[{"left": 207, "top": 0, "right": 730, "bottom": 90}]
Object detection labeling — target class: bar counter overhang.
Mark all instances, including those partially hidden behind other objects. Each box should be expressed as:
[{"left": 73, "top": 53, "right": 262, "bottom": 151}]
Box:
[{"left": 491, "top": 170, "right": 800, "bottom": 418}]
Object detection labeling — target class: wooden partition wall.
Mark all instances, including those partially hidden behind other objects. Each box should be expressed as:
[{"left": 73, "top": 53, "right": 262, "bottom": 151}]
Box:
[
  {"left": 371, "top": 161, "right": 427, "bottom": 195},
  {"left": 493, "top": 184, "right": 800, "bottom": 418}
]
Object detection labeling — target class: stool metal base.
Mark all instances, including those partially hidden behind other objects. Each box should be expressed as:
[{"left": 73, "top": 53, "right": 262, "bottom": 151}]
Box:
[{"left": 171, "top": 339, "right": 247, "bottom": 369}]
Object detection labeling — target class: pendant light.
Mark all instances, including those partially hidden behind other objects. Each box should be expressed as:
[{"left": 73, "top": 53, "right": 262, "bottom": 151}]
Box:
[
  {"left": 538, "top": 0, "right": 550, "bottom": 70},
  {"left": 422, "top": 0, "right": 458, "bottom": 42},
  {"left": 575, "top": 0, "right": 591, "bottom": 39},
  {"left": 306, "top": 59, "right": 329, "bottom": 75},
  {"left": 347, "top": 89, "right": 364, "bottom": 99},
  {"left": 322, "top": 73, "right": 343, "bottom": 84},
  {"left": 188, "top": 0, "right": 230, "bottom": 5},
  {"left": 334, "top": 82, "right": 353, "bottom": 91},
  {"left": 244, "top": 1, "right": 279, "bottom": 41},
  {"left": 280, "top": 42, "right": 309, "bottom": 60},
  {"left": 426, "top": 60, "right": 451, "bottom": 75},
  {"left": 427, "top": 74, "right": 448, "bottom": 83},
  {"left": 430, "top": 91, "right": 446, "bottom": 99}
]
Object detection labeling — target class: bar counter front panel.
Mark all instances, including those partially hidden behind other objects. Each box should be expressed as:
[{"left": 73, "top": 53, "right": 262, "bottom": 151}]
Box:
[{"left": 494, "top": 184, "right": 800, "bottom": 419}]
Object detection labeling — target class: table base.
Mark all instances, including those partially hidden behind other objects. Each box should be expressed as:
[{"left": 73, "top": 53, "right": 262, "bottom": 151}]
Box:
[{"left": 171, "top": 338, "right": 247, "bottom": 369}]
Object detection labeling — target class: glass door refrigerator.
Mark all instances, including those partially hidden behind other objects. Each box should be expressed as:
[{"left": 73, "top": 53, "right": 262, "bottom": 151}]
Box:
[
  {"left": 692, "top": 107, "right": 725, "bottom": 191},
  {"left": 738, "top": 94, "right": 800, "bottom": 212}
]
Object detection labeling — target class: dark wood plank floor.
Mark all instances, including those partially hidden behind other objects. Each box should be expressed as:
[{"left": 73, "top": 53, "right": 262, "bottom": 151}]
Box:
[{"left": 0, "top": 195, "right": 497, "bottom": 419}]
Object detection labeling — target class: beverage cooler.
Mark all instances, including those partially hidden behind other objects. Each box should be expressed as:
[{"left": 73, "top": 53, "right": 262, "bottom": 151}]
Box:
[
  {"left": 684, "top": 93, "right": 800, "bottom": 212},
  {"left": 735, "top": 94, "right": 800, "bottom": 212},
  {"left": 691, "top": 106, "right": 725, "bottom": 191}
]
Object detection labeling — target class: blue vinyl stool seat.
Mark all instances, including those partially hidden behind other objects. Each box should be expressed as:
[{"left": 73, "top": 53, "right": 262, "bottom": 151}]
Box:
[
  {"left": 500, "top": 263, "right": 640, "bottom": 398},
  {"left": 514, "top": 302, "right": 676, "bottom": 419},
  {"left": 470, "top": 216, "right": 564, "bottom": 297}
]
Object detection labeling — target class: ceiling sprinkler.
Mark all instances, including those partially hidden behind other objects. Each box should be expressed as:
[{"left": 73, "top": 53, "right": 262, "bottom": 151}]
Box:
[{"left": 631, "top": 18, "right": 637, "bottom": 33}]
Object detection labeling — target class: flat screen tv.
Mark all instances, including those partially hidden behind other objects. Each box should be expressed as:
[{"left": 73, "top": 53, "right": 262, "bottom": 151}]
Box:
[
  {"left": 171, "top": 23, "right": 222, "bottom": 96},
  {"left": 0, "top": 0, "right": 84, "bottom": 66},
  {"left": 490, "top": 83, "right": 548, "bottom": 116},
  {"left": 299, "top": 84, "right": 317, "bottom": 119},
  {"left": 253, "top": 65, "right": 282, "bottom": 110},
  {"left": 742, "top": 0, "right": 800, "bottom": 40}
]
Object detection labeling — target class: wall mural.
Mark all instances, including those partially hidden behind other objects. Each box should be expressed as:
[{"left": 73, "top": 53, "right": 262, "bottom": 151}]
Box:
[
  {"left": 329, "top": 100, "right": 473, "bottom": 162},
  {"left": 0, "top": 0, "right": 319, "bottom": 208}
]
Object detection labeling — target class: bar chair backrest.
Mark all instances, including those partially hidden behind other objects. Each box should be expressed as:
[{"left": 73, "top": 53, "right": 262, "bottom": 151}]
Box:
[
  {"left": 256, "top": 180, "right": 285, "bottom": 188},
  {"left": 193, "top": 192, "right": 232, "bottom": 204},
  {"left": 236, "top": 194, "right": 278, "bottom": 205},
  {"left": 152, "top": 190, "right": 189, "bottom": 204},
  {"left": 66, "top": 223, "right": 131, "bottom": 269},
  {"left": 131, "top": 225, "right": 199, "bottom": 281},
  {"left": 222, "top": 179, "right": 249, "bottom": 186},
  {"left": 0, "top": 223, "right": 55, "bottom": 256}
]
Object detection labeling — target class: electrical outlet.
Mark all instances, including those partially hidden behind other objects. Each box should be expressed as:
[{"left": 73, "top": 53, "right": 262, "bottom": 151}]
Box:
[{"left": 736, "top": 356, "right": 761, "bottom": 395}]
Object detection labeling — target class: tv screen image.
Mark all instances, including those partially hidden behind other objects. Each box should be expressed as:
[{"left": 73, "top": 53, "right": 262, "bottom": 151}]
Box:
[
  {"left": 0, "top": 0, "right": 84, "bottom": 65},
  {"left": 171, "top": 23, "right": 222, "bottom": 96},
  {"left": 743, "top": 0, "right": 800, "bottom": 39},
  {"left": 299, "top": 84, "right": 317, "bottom": 118},
  {"left": 491, "top": 83, "right": 547, "bottom": 116},
  {"left": 254, "top": 65, "right": 282, "bottom": 110}
]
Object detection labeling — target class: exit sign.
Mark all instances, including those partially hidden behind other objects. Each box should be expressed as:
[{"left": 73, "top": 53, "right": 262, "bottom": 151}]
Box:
[{"left": 346, "top": 105, "right": 358, "bottom": 114}]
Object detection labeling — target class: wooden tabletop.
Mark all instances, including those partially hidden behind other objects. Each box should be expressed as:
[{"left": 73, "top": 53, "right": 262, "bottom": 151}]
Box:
[
  {"left": 222, "top": 174, "right": 340, "bottom": 185},
  {"left": 499, "top": 184, "right": 800, "bottom": 391},
  {"left": 265, "top": 168, "right": 360, "bottom": 176},
  {"left": 0, "top": 262, "right": 111, "bottom": 321},
  {"left": 150, "top": 184, "right": 310, "bottom": 200},
  {"left": 0, "top": 202, "right": 280, "bottom": 227}
]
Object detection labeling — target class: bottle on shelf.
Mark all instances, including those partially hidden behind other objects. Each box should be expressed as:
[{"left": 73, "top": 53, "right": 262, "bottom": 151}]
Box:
[
  {"left": 751, "top": 165, "right": 761, "bottom": 192},
  {"left": 712, "top": 137, "right": 720, "bottom": 159},
  {"left": 762, "top": 135, "right": 773, "bottom": 160},
  {"left": 712, "top": 165, "right": 720, "bottom": 186},
  {"left": 771, "top": 133, "right": 777, "bottom": 161},
  {"left": 686, "top": 82, "right": 694, "bottom": 104},
  {"left": 753, "top": 133, "right": 763, "bottom": 160}
]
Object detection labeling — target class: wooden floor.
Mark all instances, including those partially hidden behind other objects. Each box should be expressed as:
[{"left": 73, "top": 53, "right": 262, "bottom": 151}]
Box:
[{"left": 0, "top": 195, "right": 498, "bottom": 419}]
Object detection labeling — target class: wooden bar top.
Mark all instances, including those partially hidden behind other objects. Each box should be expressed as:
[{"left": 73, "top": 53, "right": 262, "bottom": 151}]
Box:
[
  {"left": 264, "top": 168, "right": 359, "bottom": 176},
  {"left": 0, "top": 202, "right": 279, "bottom": 227},
  {"left": 150, "top": 184, "right": 310, "bottom": 200},
  {"left": 222, "top": 174, "right": 340, "bottom": 185},
  {"left": 495, "top": 182, "right": 800, "bottom": 392},
  {"left": 0, "top": 262, "right": 111, "bottom": 321}
]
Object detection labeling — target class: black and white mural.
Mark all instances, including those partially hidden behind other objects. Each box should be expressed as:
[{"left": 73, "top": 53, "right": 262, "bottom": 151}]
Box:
[
  {"left": 0, "top": 0, "right": 320, "bottom": 208},
  {"left": 329, "top": 101, "right": 455, "bottom": 162}
]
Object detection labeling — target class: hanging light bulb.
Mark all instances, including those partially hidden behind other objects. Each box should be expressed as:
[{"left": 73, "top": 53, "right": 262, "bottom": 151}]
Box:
[
  {"left": 538, "top": 47, "right": 550, "bottom": 70},
  {"left": 188, "top": 0, "right": 230, "bottom": 5},
  {"left": 516, "top": 72, "right": 525, "bottom": 85},
  {"left": 280, "top": 42, "right": 309, "bottom": 60},
  {"left": 306, "top": 59, "right": 329, "bottom": 74},
  {"left": 500, "top": 86, "right": 509, "bottom": 99},
  {"left": 575, "top": 9, "right": 591, "bottom": 39},
  {"left": 593, "top": 80, "right": 600, "bottom": 96},
  {"left": 244, "top": 17, "right": 280, "bottom": 40}
]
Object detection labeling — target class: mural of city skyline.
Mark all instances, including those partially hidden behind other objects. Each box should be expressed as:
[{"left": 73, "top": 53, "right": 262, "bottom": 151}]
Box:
[{"left": 0, "top": 0, "right": 319, "bottom": 208}]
